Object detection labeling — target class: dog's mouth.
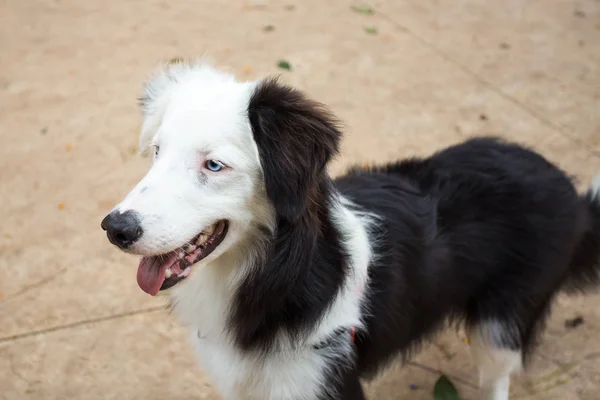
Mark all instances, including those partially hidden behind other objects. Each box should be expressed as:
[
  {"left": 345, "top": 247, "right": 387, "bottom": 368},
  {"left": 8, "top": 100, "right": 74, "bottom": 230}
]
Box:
[{"left": 136, "top": 220, "right": 228, "bottom": 296}]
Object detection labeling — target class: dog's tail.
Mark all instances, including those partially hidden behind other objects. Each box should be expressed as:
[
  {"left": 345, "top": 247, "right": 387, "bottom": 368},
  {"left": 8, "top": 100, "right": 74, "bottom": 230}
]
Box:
[{"left": 563, "top": 173, "right": 600, "bottom": 293}]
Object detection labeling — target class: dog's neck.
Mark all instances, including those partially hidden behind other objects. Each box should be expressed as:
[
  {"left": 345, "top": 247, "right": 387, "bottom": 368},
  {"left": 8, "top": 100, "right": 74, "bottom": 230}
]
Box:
[{"left": 225, "top": 175, "right": 349, "bottom": 352}]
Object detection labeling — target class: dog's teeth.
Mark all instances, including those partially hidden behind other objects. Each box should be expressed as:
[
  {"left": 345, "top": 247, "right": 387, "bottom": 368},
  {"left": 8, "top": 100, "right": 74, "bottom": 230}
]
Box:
[
  {"left": 196, "top": 234, "right": 208, "bottom": 245},
  {"left": 165, "top": 268, "right": 172, "bottom": 279},
  {"left": 205, "top": 225, "right": 215, "bottom": 235},
  {"left": 186, "top": 244, "right": 197, "bottom": 252},
  {"left": 178, "top": 251, "right": 185, "bottom": 259}
]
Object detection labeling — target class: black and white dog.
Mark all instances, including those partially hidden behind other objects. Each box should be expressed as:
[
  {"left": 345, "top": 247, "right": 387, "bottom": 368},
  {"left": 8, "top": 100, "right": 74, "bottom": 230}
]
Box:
[{"left": 101, "top": 61, "right": 600, "bottom": 400}]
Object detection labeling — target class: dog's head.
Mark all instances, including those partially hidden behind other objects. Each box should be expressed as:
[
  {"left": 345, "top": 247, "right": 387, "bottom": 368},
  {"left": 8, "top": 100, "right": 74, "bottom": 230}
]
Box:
[{"left": 101, "top": 62, "right": 341, "bottom": 296}]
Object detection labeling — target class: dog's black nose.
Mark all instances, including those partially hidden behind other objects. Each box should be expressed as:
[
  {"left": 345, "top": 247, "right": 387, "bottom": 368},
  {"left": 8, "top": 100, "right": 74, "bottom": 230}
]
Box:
[{"left": 101, "top": 210, "right": 143, "bottom": 249}]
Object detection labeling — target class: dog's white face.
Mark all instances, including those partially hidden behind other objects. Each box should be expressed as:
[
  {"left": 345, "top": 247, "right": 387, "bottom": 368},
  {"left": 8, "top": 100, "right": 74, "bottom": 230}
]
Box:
[
  {"left": 103, "top": 64, "right": 273, "bottom": 295},
  {"left": 102, "top": 61, "right": 340, "bottom": 297}
]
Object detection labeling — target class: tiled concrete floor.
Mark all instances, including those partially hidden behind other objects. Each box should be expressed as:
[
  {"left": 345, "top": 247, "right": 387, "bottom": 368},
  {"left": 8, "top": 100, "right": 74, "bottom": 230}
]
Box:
[{"left": 1, "top": 0, "right": 599, "bottom": 399}]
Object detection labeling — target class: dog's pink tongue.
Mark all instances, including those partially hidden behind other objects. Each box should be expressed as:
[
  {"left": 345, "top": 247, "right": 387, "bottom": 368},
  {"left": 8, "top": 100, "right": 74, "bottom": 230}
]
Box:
[{"left": 137, "top": 253, "right": 177, "bottom": 296}]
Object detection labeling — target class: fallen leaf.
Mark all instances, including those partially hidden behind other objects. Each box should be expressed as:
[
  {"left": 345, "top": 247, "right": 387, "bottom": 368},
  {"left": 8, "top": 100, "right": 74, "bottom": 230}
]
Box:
[
  {"left": 263, "top": 25, "right": 275, "bottom": 32},
  {"left": 41, "top": 127, "right": 48, "bottom": 135},
  {"left": 58, "top": 203, "right": 65, "bottom": 210},
  {"left": 364, "top": 26, "right": 378, "bottom": 34},
  {"left": 0, "top": 293, "right": 4, "bottom": 300},
  {"left": 284, "top": 4, "right": 295, "bottom": 11},
  {"left": 243, "top": 65, "right": 253, "bottom": 73},
  {"left": 434, "top": 375, "right": 461, "bottom": 400},
  {"left": 565, "top": 316, "right": 584, "bottom": 329},
  {"left": 351, "top": 5, "right": 374, "bottom": 15},
  {"left": 277, "top": 60, "right": 292, "bottom": 71},
  {"left": 65, "top": 143, "right": 72, "bottom": 151}
]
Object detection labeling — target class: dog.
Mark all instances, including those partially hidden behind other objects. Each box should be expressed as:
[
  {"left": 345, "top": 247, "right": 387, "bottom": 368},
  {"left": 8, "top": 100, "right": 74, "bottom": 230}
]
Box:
[{"left": 101, "top": 61, "right": 600, "bottom": 400}]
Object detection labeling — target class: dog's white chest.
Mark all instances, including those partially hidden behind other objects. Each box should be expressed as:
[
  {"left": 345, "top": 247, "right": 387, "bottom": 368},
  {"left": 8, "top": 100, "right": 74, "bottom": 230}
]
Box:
[
  {"left": 170, "top": 198, "right": 373, "bottom": 400},
  {"left": 190, "top": 332, "right": 334, "bottom": 400}
]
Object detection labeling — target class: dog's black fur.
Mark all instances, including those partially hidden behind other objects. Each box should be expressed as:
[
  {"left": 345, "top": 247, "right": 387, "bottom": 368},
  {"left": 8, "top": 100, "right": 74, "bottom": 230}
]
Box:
[
  {"left": 231, "top": 78, "right": 347, "bottom": 352},
  {"left": 235, "top": 79, "right": 600, "bottom": 399}
]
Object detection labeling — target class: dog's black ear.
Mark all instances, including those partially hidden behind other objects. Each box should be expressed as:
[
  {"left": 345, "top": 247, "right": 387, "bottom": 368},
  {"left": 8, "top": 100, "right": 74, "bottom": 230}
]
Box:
[{"left": 248, "top": 78, "right": 342, "bottom": 221}]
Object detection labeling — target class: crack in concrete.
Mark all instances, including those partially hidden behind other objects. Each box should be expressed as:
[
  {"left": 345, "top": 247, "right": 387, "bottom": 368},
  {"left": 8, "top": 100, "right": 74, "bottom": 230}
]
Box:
[
  {"left": 516, "top": 362, "right": 578, "bottom": 398},
  {"left": 4, "top": 267, "right": 67, "bottom": 301},
  {"left": 406, "top": 360, "right": 478, "bottom": 389},
  {"left": 379, "top": 13, "right": 600, "bottom": 160},
  {"left": 0, "top": 306, "right": 166, "bottom": 344},
  {"left": 8, "top": 352, "right": 30, "bottom": 386}
]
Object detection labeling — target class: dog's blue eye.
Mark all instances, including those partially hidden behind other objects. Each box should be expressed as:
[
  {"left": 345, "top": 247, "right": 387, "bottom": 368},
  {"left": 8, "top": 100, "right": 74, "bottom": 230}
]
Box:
[{"left": 206, "top": 160, "right": 224, "bottom": 172}]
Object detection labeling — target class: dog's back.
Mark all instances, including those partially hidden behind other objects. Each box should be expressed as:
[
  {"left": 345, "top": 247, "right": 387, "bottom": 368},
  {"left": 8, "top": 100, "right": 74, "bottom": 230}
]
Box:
[{"left": 335, "top": 137, "right": 600, "bottom": 398}]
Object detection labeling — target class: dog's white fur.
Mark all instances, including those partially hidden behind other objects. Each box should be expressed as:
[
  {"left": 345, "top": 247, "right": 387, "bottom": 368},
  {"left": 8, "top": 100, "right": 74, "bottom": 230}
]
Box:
[
  {"left": 117, "top": 64, "right": 272, "bottom": 261},
  {"left": 469, "top": 322, "right": 523, "bottom": 400},
  {"left": 112, "top": 62, "right": 373, "bottom": 399}
]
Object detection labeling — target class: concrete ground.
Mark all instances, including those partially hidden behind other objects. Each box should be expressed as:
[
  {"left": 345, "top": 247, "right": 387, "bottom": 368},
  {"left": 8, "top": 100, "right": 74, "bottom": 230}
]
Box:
[{"left": 1, "top": 0, "right": 599, "bottom": 399}]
